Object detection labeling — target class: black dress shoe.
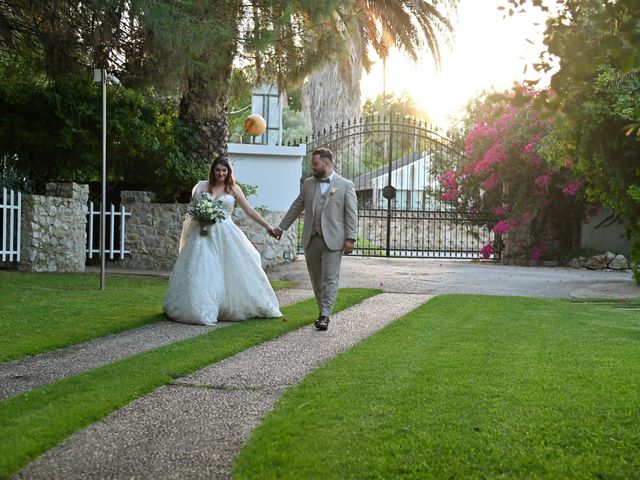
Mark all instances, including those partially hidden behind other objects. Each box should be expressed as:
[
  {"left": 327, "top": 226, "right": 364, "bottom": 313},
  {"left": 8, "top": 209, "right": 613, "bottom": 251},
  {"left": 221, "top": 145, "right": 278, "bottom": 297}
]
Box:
[{"left": 315, "top": 316, "right": 330, "bottom": 331}]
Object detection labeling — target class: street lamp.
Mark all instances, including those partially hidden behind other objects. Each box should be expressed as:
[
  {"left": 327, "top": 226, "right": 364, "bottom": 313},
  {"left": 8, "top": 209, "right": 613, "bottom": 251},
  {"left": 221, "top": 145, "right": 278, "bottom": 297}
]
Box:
[
  {"left": 93, "top": 68, "right": 120, "bottom": 290},
  {"left": 380, "top": 30, "right": 393, "bottom": 117}
]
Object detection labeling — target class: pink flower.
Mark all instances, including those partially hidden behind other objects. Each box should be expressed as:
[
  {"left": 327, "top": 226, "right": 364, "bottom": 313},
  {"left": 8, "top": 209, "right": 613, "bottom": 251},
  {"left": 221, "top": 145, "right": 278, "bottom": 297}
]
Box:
[
  {"left": 480, "top": 242, "right": 495, "bottom": 259},
  {"left": 531, "top": 243, "right": 545, "bottom": 261},
  {"left": 534, "top": 174, "right": 551, "bottom": 189},
  {"left": 438, "top": 170, "right": 457, "bottom": 189},
  {"left": 493, "top": 205, "right": 510, "bottom": 216},
  {"left": 465, "top": 124, "right": 497, "bottom": 156},
  {"left": 492, "top": 220, "right": 512, "bottom": 235},
  {"left": 441, "top": 189, "right": 460, "bottom": 202},
  {"left": 495, "top": 112, "right": 516, "bottom": 133},
  {"left": 482, "top": 173, "right": 500, "bottom": 191},
  {"left": 474, "top": 143, "right": 506, "bottom": 173},
  {"left": 562, "top": 179, "right": 581, "bottom": 196},
  {"left": 523, "top": 142, "right": 537, "bottom": 154}
]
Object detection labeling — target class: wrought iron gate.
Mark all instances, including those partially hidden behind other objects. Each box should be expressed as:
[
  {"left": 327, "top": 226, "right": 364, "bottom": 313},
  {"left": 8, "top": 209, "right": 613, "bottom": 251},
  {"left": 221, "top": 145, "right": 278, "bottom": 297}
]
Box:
[{"left": 298, "top": 115, "right": 497, "bottom": 259}]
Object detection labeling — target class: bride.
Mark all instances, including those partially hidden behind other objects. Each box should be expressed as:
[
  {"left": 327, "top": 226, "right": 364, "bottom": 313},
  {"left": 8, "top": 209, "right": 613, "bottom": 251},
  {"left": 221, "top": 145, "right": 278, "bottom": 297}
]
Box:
[{"left": 163, "top": 156, "right": 282, "bottom": 325}]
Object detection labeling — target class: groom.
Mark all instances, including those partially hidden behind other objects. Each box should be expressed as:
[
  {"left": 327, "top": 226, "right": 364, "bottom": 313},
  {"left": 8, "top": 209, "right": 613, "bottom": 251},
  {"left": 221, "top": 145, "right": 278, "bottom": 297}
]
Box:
[{"left": 273, "top": 148, "right": 358, "bottom": 331}]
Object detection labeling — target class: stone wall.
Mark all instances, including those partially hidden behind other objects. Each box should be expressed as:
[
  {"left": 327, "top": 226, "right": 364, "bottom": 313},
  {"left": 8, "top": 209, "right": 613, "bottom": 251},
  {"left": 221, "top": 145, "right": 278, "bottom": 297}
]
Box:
[
  {"left": 117, "top": 190, "right": 298, "bottom": 271},
  {"left": 19, "top": 182, "right": 88, "bottom": 272}
]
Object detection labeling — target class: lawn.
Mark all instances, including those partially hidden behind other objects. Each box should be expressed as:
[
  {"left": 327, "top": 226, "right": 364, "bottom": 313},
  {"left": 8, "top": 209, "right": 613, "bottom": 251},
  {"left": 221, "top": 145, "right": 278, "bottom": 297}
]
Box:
[
  {"left": 234, "top": 294, "right": 640, "bottom": 479},
  {"left": 0, "top": 271, "right": 294, "bottom": 362},
  {"left": 0, "top": 283, "right": 380, "bottom": 478}
]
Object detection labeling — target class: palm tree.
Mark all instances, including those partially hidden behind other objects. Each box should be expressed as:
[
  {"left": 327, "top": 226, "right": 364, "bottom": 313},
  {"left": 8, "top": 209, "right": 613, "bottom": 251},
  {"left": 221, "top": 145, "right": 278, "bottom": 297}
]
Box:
[
  {"left": 301, "top": 0, "right": 458, "bottom": 132},
  {"left": 153, "top": 1, "right": 352, "bottom": 163}
]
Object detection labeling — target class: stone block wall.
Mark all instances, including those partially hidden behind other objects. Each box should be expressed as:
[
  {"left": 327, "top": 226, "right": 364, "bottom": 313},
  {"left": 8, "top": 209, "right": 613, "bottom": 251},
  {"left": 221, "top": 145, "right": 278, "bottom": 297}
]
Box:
[
  {"left": 117, "top": 190, "right": 297, "bottom": 271},
  {"left": 19, "top": 182, "right": 88, "bottom": 272},
  {"left": 233, "top": 209, "right": 298, "bottom": 267}
]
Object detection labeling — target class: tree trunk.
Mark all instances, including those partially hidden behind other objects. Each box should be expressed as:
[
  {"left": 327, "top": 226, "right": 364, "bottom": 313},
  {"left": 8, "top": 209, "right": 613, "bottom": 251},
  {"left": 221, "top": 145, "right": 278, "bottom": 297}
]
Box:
[
  {"left": 180, "top": 73, "right": 231, "bottom": 162},
  {"left": 301, "top": 35, "right": 363, "bottom": 175},
  {"left": 178, "top": 1, "right": 242, "bottom": 163},
  {"left": 301, "top": 35, "right": 363, "bottom": 132}
]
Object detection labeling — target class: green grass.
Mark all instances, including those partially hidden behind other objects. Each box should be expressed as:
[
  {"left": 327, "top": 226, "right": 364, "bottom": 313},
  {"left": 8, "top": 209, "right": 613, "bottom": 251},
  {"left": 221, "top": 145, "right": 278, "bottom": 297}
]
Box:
[
  {"left": 0, "top": 288, "right": 380, "bottom": 478},
  {"left": 570, "top": 297, "right": 640, "bottom": 309},
  {"left": 234, "top": 294, "right": 640, "bottom": 479},
  {"left": 0, "top": 272, "right": 294, "bottom": 362}
]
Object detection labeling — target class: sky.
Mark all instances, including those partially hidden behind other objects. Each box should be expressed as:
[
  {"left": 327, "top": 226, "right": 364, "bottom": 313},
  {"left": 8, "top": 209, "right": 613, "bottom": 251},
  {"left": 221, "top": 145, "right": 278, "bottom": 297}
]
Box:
[{"left": 359, "top": 0, "right": 554, "bottom": 128}]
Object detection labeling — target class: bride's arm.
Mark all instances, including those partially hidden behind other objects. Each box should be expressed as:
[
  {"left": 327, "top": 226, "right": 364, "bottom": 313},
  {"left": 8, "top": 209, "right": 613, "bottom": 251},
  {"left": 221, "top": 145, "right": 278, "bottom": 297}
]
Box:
[
  {"left": 179, "top": 182, "right": 204, "bottom": 252},
  {"left": 188, "top": 181, "right": 205, "bottom": 211},
  {"left": 231, "top": 185, "right": 272, "bottom": 231}
]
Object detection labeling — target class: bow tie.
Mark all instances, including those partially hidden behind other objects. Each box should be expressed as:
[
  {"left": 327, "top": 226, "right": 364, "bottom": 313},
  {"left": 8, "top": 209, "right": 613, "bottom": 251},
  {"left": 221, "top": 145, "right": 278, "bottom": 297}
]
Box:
[{"left": 317, "top": 178, "right": 331, "bottom": 183}]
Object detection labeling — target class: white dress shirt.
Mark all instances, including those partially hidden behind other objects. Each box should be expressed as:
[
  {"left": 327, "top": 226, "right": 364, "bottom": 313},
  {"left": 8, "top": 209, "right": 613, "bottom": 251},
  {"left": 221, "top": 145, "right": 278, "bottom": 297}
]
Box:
[{"left": 319, "top": 172, "right": 335, "bottom": 195}]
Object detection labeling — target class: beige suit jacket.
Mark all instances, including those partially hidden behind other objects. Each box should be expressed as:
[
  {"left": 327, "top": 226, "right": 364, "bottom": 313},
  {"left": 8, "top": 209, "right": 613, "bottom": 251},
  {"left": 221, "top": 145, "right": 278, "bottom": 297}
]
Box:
[{"left": 279, "top": 174, "right": 358, "bottom": 251}]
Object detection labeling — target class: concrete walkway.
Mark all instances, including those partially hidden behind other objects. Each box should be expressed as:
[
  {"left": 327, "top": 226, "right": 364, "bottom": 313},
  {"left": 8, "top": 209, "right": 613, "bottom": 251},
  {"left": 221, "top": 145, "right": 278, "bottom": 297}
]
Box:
[
  {"left": 16, "top": 293, "right": 429, "bottom": 479},
  {"left": 0, "top": 289, "right": 313, "bottom": 401}
]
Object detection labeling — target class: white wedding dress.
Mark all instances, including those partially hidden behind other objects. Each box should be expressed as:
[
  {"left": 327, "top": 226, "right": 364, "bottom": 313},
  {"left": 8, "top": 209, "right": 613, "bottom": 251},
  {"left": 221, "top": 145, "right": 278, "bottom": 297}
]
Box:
[{"left": 163, "top": 182, "right": 282, "bottom": 325}]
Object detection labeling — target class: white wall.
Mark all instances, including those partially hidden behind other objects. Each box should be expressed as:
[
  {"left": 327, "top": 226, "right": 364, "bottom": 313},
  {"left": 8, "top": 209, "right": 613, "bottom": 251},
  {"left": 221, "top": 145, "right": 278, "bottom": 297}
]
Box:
[{"left": 228, "top": 143, "right": 306, "bottom": 212}]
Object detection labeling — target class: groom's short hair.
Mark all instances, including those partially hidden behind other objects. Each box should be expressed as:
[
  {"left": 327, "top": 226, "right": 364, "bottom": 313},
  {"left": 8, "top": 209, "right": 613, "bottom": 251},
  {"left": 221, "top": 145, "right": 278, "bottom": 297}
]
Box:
[{"left": 313, "top": 148, "right": 333, "bottom": 163}]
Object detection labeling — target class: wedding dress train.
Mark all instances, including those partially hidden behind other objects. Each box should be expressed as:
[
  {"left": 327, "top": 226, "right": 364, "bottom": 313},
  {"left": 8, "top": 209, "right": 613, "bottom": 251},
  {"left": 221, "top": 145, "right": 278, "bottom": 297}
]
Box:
[{"left": 163, "top": 190, "right": 282, "bottom": 325}]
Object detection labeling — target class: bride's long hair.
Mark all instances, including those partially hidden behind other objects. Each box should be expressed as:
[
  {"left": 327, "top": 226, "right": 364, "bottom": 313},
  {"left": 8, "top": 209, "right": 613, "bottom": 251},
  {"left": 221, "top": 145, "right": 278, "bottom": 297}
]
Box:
[{"left": 208, "top": 156, "right": 236, "bottom": 194}]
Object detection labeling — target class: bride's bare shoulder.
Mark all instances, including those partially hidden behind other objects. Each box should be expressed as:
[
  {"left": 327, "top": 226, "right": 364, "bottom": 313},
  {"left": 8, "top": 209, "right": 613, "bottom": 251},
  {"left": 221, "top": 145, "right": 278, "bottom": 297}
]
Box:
[{"left": 230, "top": 184, "right": 244, "bottom": 196}]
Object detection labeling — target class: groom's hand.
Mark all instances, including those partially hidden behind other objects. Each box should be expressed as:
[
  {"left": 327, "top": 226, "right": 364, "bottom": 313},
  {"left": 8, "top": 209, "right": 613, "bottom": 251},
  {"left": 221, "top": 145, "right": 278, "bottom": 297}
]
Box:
[
  {"left": 272, "top": 227, "right": 283, "bottom": 240},
  {"left": 343, "top": 239, "right": 355, "bottom": 255}
]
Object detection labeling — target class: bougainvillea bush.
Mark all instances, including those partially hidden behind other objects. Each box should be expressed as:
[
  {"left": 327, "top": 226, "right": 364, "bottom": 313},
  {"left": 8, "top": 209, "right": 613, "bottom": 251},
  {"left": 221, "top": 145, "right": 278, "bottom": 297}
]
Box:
[{"left": 440, "top": 86, "right": 587, "bottom": 262}]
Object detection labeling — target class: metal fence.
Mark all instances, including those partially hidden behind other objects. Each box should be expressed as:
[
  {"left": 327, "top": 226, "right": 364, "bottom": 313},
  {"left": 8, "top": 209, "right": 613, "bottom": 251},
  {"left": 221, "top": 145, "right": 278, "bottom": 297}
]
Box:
[
  {"left": 300, "top": 115, "right": 498, "bottom": 259},
  {"left": 86, "top": 202, "right": 130, "bottom": 259},
  {"left": 1, "top": 187, "right": 21, "bottom": 262}
]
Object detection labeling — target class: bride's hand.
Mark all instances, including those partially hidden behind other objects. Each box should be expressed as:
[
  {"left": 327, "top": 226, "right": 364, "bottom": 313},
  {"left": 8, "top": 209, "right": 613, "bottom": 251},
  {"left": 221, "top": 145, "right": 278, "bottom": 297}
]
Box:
[{"left": 267, "top": 226, "right": 281, "bottom": 239}]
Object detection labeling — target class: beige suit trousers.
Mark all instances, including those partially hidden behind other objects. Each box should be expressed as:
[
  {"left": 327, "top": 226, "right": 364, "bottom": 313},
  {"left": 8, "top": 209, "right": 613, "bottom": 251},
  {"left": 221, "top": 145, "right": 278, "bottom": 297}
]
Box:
[{"left": 305, "top": 234, "right": 343, "bottom": 317}]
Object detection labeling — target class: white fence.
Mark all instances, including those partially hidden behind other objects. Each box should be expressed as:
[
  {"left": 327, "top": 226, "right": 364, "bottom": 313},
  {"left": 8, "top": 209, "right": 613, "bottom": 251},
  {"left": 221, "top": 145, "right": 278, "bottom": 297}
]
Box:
[
  {"left": 1, "top": 188, "right": 21, "bottom": 262},
  {"left": 86, "top": 201, "right": 131, "bottom": 259}
]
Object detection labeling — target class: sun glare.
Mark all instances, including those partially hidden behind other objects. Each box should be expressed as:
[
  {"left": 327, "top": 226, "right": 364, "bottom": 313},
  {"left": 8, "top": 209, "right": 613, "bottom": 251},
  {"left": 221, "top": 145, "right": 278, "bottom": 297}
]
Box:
[{"left": 360, "top": 0, "right": 553, "bottom": 128}]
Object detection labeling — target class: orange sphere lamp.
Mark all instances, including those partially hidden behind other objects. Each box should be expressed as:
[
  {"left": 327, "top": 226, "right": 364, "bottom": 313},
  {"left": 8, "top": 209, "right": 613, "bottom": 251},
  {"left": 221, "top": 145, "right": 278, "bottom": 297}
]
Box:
[{"left": 243, "top": 114, "right": 267, "bottom": 138}]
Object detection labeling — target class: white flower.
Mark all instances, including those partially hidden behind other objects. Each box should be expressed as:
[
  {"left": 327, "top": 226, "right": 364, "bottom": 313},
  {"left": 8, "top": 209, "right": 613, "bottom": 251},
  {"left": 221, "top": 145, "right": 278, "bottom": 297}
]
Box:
[
  {"left": 187, "top": 192, "right": 226, "bottom": 225},
  {"left": 330, "top": 188, "right": 338, "bottom": 195}
]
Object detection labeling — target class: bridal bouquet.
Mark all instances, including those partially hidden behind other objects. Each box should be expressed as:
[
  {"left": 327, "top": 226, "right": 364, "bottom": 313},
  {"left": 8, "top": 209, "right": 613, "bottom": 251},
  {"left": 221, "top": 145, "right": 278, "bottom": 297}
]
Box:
[{"left": 188, "top": 192, "right": 226, "bottom": 236}]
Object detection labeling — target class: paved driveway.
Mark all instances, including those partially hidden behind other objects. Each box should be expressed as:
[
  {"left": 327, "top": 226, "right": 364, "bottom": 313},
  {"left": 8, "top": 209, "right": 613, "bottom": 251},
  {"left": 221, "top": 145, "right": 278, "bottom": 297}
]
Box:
[{"left": 268, "top": 256, "right": 640, "bottom": 299}]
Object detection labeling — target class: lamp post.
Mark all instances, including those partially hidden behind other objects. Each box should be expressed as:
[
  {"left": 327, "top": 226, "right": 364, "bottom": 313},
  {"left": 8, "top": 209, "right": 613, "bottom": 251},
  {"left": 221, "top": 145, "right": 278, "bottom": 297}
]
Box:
[
  {"left": 93, "top": 68, "right": 120, "bottom": 290},
  {"left": 382, "top": 54, "right": 387, "bottom": 115}
]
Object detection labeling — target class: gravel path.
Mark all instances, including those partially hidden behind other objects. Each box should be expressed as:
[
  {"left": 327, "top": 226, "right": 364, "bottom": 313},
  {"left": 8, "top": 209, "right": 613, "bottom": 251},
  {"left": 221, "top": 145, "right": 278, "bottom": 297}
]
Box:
[
  {"left": 0, "top": 289, "right": 313, "bottom": 401},
  {"left": 16, "top": 293, "right": 430, "bottom": 480}
]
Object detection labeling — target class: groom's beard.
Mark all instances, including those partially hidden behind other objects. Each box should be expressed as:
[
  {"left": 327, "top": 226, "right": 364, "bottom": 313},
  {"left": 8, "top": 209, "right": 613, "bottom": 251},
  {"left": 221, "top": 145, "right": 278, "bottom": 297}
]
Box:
[{"left": 314, "top": 167, "right": 332, "bottom": 179}]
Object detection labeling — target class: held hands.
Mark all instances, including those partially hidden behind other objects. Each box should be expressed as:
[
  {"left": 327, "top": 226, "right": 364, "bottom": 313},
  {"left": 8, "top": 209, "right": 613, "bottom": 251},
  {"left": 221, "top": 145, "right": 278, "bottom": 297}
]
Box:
[
  {"left": 268, "top": 227, "right": 283, "bottom": 241},
  {"left": 267, "top": 226, "right": 351, "bottom": 252}
]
